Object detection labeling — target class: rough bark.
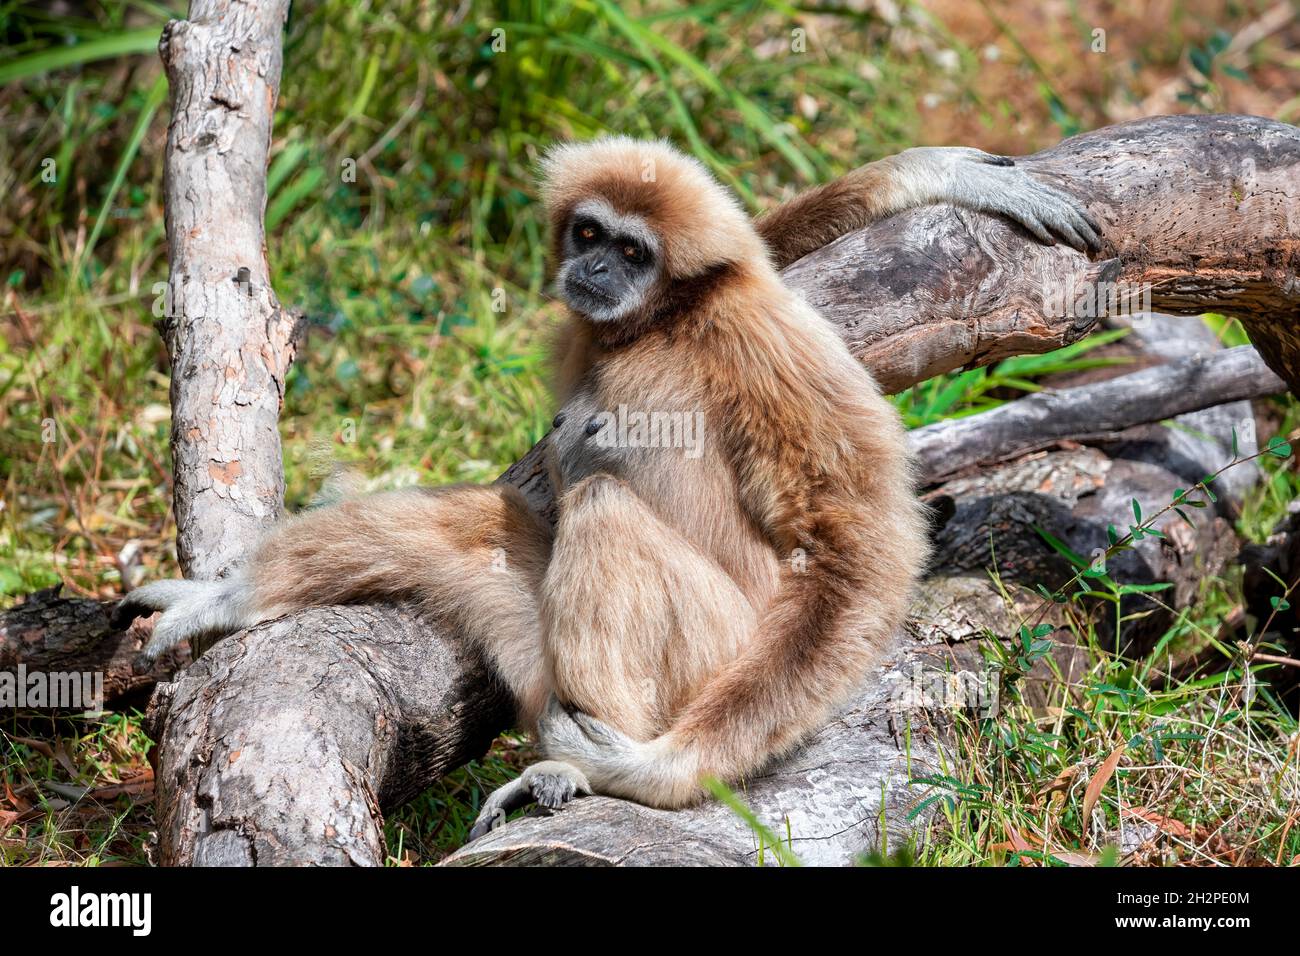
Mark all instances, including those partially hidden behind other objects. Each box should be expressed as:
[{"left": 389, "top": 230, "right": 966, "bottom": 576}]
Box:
[
  {"left": 148, "top": 605, "right": 512, "bottom": 866},
  {"left": 159, "top": 0, "right": 297, "bottom": 582},
  {"left": 142, "top": 103, "right": 1296, "bottom": 864}
]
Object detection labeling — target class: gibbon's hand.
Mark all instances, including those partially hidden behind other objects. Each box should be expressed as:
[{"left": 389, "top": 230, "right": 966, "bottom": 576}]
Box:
[
  {"left": 467, "top": 760, "right": 592, "bottom": 841},
  {"left": 111, "top": 578, "right": 250, "bottom": 663},
  {"left": 901, "top": 146, "right": 1103, "bottom": 253}
]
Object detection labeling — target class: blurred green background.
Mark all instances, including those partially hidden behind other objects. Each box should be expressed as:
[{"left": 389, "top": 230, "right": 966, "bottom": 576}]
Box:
[{"left": 1, "top": 0, "right": 1297, "bottom": 865}]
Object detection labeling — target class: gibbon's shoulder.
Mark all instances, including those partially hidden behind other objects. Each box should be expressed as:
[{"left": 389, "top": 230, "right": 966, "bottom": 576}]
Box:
[{"left": 538, "top": 136, "right": 768, "bottom": 280}]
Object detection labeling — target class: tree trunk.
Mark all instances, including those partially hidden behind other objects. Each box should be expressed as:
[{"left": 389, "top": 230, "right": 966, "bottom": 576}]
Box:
[{"left": 159, "top": 0, "right": 298, "bottom": 584}]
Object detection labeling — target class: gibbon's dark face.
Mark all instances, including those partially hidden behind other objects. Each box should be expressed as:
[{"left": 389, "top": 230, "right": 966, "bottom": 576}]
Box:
[{"left": 558, "top": 199, "right": 660, "bottom": 322}]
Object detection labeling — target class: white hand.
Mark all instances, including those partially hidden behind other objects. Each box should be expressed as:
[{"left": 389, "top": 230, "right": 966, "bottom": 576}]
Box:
[{"left": 899, "top": 146, "right": 1103, "bottom": 253}]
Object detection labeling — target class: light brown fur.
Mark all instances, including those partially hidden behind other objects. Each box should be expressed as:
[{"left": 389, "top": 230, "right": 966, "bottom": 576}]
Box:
[{"left": 524, "top": 138, "right": 928, "bottom": 805}]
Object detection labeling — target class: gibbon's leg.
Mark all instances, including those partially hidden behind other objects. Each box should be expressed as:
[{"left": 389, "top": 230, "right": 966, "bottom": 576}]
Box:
[
  {"left": 755, "top": 146, "right": 1103, "bottom": 270},
  {"left": 468, "top": 474, "right": 756, "bottom": 839},
  {"left": 114, "top": 484, "right": 555, "bottom": 724}
]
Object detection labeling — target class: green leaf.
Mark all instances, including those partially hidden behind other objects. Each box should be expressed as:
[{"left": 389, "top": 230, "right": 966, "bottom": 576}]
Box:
[
  {"left": 0, "top": 27, "right": 162, "bottom": 84},
  {"left": 1267, "top": 435, "right": 1292, "bottom": 459},
  {"left": 1131, "top": 498, "right": 1143, "bottom": 523},
  {"left": 1189, "top": 46, "right": 1213, "bottom": 78}
]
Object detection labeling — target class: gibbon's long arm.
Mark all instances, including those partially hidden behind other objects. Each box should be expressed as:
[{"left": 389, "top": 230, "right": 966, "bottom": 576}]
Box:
[{"left": 755, "top": 147, "right": 1101, "bottom": 270}]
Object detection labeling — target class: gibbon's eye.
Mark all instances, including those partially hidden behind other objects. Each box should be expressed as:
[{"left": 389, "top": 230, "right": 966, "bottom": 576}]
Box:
[
  {"left": 573, "top": 220, "right": 601, "bottom": 244},
  {"left": 622, "top": 242, "right": 645, "bottom": 264}
]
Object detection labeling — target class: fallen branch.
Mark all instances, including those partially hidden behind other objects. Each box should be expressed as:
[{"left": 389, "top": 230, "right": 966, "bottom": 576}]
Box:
[
  {"left": 0, "top": 589, "right": 182, "bottom": 707},
  {"left": 911, "top": 344, "right": 1285, "bottom": 483},
  {"left": 784, "top": 113, "right": 1300, "bottom": 394}
]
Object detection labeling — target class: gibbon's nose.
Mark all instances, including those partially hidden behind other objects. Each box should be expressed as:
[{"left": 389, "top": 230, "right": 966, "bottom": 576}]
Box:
[{"left": 585, "top": 257, "right": 608, "bottom": 276}]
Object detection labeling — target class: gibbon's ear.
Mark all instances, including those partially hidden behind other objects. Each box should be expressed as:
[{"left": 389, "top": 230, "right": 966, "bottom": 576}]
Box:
[{"left": 539, "top": 136, "right": 766, "bottom": 280}]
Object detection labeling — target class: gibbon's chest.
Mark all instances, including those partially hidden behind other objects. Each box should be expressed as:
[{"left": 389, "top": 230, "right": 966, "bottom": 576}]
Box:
[
  {"left": 547, "top": 371, "right": 782, "bottom": 611},
  {"left": 547, "top": 374, "right": 712, "bottom": 497}
]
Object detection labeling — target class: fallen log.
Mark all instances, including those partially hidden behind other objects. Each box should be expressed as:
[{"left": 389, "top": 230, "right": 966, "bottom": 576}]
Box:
[{"left": 0, "top": 589, "right": 182, "bottom": 708}]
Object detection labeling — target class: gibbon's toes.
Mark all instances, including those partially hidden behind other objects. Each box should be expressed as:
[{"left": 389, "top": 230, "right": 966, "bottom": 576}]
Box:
[
  {"left": 468, "top": 777, "right": 530, "bottom": 841},
  {"left": 526, "top": 761, "right": 591, "bottom": 810}
]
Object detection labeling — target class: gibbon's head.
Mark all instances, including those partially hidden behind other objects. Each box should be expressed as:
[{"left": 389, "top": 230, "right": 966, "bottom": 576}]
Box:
[{"left": 540, "top": 137, "right": 765, "bottom": 325}]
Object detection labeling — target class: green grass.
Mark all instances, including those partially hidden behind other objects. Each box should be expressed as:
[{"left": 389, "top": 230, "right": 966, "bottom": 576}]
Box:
[{"left": 2, "top": 0, "right": 1297, "bottom": 866}]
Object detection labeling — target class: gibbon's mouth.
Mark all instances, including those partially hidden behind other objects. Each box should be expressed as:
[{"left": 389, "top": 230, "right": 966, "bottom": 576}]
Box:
[{"left": 566, "top": 274, "right": 618, "bottom": 305}]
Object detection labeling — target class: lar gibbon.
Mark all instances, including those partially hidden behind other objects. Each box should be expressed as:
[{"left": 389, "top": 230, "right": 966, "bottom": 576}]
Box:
[{"left": 116, "top": 138, "right": 1100, "bottom": 837}]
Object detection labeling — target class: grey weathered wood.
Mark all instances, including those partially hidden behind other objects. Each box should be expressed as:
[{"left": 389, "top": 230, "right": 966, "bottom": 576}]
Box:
[
  {"left": 147, "top": 109, "right": 1294, "bottom": 865},
  {"left": 910, "top": 345, "right": 1285, "bottom": 483},
  {"left": 159, "top": 0, "right": 298, "bottom": 582},
  {"left": 148, "top": 605, "right": 512, "bottom": 866},
  {"left": 783, "top": 113, "right": 1300, "bottom": 396}
]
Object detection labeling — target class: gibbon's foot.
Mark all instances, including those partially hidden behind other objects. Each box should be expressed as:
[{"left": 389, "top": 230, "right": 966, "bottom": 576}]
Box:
[
  {"left": 467, "top": 760, "right": 591, "bottom": 841},
  {"left": 112, "top": 578, "right": 251, "bottom": 663},
  {"left": 902, "top": 146, "right": 1104, "bottom": 253}
]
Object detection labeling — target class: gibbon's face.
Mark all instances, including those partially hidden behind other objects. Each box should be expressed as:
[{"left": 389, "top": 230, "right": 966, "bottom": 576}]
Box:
[{"left": 557, "top": 199, "right": 660, "bottom": 322}]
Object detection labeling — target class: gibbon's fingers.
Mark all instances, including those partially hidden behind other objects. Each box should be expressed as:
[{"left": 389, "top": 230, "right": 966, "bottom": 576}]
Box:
[
  {"left": 918, "top": 148, "right": 1102, "bottom": 253},
  {"left": 998, "top": 177, "right": 1103, "bottom": 253},
  {"left": 466, "top": 760, "right": 591, "bottom": 841}
]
